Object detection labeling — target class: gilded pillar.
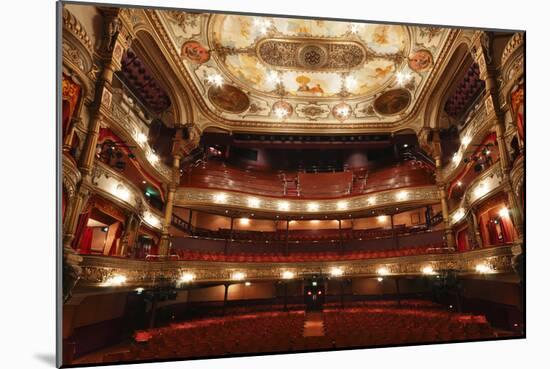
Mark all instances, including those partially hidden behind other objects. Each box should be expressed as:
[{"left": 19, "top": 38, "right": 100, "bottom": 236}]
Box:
[
  {"left": 473, "top": 31, "right": 523, "bottom": 240},
  {"left": 158, "top": 153, "right": 182, "bottom": 256}
]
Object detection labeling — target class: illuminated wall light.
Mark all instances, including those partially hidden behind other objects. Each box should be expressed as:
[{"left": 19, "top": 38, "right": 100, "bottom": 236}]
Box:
[
  {"left": 475, "top": 263, "right": 494, "bottom": 274},
  {"left": 337, "top": 201, "right": 348, "bottom": 211},
  {"left": 239, "top": 218, "right": 250, "bottom": 226},
  {"left": 278, "top": 201, "right": 290, "bottom": 211},
  {"left": 147, "top": 151, "right": 159, "bottom": 164},
  {"left": 330, "top": 267, "right": 344, "bottom": 277},
  {"left": 213, "top": 192, "right": 227, "bottom": 203},
  {"left": 102, "top": 274, "right": 127, "bottom": 287},
  {"left": 310, "top": 220, "right": 320, "bottom": 225},
  {"left": 457, "top": 181, "right": 463, "bottom": 187},
  {"left": 377, "top": 277, "right": 384, "bottom": 282},
  {"left": 367, "top": 197, "right": 376, "bottom": 206},
  {"left": 247, "top": 197, "right": 261, "bottom": 208},
  {"left": 282, "top": 271, "right": 295, "bottom": 280},
  {"left": 307, "top": 202, "right": 320, "bottom": 212},
  {"left": 135, "top": 287, "right": 144, "bottom": 294},
  {"left": 376, "top": 267, "right": 390, "bottom": 276},
  {"left": 232, "top": 272, "right": 246, "bottom": 281},
  {"left": 245, "top": 281, "right": 251, "bottom": 286},
  {"left": 452, "top": 208, "right": 466, "bottom": 223},
  {"left": 377, "top": 215, "right": 387, "bottom": 223},
  {"left": 136, "top": 132, "right": 148, "bottom": 145},
  {"left": 499, "top": 207, "right": 510, "bottom": 218},
  {"left": 461, "top": 136, "right": 472, "bottom": 147},
  {"left": 452, "top": 152, "right": 461, "bottom": 165},
  {"left": 421, "top": 265, "right": 436, "bottom": 275},
  {"left": 179, "top": 273, "right": 195, "bottom": 283},
  {"left": 396, "top": 190, "right": 409, "bottom": 201}
]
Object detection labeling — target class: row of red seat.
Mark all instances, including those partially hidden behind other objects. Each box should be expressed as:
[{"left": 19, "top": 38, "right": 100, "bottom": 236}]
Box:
[
  {"left": 173, "top": 243, "right": 446, "bottom": 263},
  {"left": 101, "top": 302, "right": 498, "bottom": 363}
]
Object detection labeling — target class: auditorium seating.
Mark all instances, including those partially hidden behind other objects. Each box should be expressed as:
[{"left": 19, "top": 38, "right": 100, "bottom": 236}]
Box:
[
  {"left": 172, "top": 243, "right": 446, "bottom": 263},
  {"left": 103, "top": 302, "right": 497, "bottom": 363}
]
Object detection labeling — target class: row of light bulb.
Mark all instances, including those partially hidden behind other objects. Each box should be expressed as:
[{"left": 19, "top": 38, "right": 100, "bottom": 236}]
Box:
[
  {"left": 103, "top": 261, "right": 495, "bottom": 288},
  {"left": 212, "top": 191, "right": 410, "bottom": 211}
]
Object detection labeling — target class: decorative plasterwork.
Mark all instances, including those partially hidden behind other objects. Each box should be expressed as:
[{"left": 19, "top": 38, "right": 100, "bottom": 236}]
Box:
[
  {"left": 62, "top": 154, "right": 82, "bottom": 201},
  {"left": 76, "top": 244, "right": 521, "bottom": 288},
  {"left": 62, "top": 8, "right": 94, "bottom": 74},
  {"left": 501, "top": 32, "right": 524, "bottom": 68},
  {"left": 510, "top": 155, "right": 524, "bottom": 199},
  {"left": 175, "top": 186, "right": 439, "bottom": 215},
  {"left": 449, "top": 164, "right": 505, "bottom": 225},
  {"left": 102, "top": 88, "right": 172, "bottom": 182},
  {"left": 90, "top": 161, "right": 164, "bottom": 230},
  {"left": 147, "top": 9, "right": 459, "bottom": 132},
  {"left": 440, "top": 94, "right": 495, "bottom": 181}
]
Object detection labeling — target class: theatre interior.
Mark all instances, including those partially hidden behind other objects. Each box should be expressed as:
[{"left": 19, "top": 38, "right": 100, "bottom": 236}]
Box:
[{"left": 60, "top": 3, "right": 525, "bottom": 366}]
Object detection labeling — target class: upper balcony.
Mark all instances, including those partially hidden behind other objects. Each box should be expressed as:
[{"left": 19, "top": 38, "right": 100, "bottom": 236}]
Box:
[{"left": 181, "top": 159, "right": 435, "bottom": 200}]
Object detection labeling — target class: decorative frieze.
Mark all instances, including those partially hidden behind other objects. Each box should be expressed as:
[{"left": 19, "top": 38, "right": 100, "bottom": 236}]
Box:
[
  {"left": 175, "top": 186, "right": 440, "bottom": 215},
  {"left": 76, "top": 244, "right": 520, "bottom": 289},
  {"left": 90, "top": 161, "right": 164, "bottom": 230}
]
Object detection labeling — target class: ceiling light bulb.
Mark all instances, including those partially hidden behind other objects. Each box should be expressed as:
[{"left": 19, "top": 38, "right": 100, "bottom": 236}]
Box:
[
  {"left": 330, "top": 267, "right": 344, "bottom": 277},
  {"left": 344, "top": 75, "right": 357, "bottom": 90},
  {"left": 337, "top": 106, "right": 350, "bottom": 117},
  {"left": 207, "top": 73, "right": 224, "bottom": 87},
  {"left": 267, "top": 70, "right": 282, "bottom": 84},
  {"left": 350, "top": 24, "right": 362, "bottom": 34},
  {"left": 274, "top": 107, "right": 289, "bottom": 119},
  {"left": 396, "top": 71, "right": 412, "bottom": 86}
]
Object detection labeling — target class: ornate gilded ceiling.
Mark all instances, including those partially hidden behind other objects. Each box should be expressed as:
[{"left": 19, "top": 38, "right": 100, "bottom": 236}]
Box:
[{"left": 156, "top": 11, "right": 454, "bottom": 130}]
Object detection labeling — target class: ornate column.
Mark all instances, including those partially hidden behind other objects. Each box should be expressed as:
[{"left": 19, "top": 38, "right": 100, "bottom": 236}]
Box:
[
  {"left": 431, "top": 131, "right": 456, "bottom": 250},
  {"left": 62, "top": 10, "right": 133, "bottom": 301},
  {"left": 118, "top": 212, "right": 139, "bottom": 257},
  {"left": 472, "top": 31, "right": 524, "bottom": 241},
  {"left": 158, "top": 157, "right": 180, "bottom": 256},
  {"left": 466, "top": 207, "right": 483, "bottom": 249}
]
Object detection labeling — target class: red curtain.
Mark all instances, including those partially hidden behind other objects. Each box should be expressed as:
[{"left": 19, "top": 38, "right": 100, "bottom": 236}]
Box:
[
  {"left": 456, "top": 228, "right": 469, "bottom": 252},
  {"left": 79, "top": 228, "right": 93, "bottom": 254},
  {"left": 72, "top": 210, "right": 91, "bottom": 251}
]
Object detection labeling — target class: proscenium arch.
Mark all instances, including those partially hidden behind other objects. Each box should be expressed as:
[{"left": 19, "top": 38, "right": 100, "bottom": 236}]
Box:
[
  {"left": 130, "top": 29, "right": 195, "bottom": 127},
  {"left": 422, "top": 42, "right": 474, "bottom": 131}
]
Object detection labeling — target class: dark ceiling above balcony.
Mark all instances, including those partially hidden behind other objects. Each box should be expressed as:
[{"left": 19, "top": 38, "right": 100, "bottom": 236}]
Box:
[
  {"left": 120, "top": 48, "right": 172, "bottom": 114},
  {"left": 444, "top": 62, "right": 485, "bottom": 119}
]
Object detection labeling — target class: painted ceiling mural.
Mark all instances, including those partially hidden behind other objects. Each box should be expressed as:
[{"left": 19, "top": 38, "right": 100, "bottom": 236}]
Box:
[{"left": 156, "top": 11, "right": 452, "bottom": 127}]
